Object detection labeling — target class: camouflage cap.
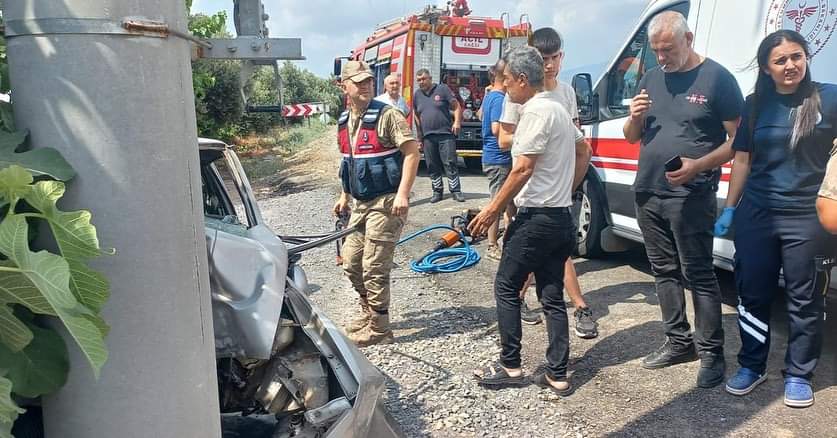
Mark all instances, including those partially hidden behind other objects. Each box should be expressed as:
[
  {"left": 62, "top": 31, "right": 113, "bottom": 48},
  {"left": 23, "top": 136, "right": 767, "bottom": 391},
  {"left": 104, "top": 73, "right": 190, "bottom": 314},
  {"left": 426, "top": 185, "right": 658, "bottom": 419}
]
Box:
[{"left": 341, "top": 60, "right": 374, "bottom": 82}]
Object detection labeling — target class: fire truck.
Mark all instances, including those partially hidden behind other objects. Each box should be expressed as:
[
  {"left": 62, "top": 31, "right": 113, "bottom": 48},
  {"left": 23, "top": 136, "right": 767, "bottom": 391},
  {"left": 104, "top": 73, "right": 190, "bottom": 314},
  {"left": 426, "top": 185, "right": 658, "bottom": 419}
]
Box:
[{"left": 335, "top": 3, "right": 531, "bottom": 168}]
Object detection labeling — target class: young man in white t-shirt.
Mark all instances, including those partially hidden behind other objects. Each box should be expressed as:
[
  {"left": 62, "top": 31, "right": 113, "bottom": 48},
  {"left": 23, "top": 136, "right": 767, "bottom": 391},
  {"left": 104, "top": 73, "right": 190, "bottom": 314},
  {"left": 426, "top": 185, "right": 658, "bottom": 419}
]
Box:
[
  {"left": 497, "top": 27, "right": 598, "bottom": 339},
  {"left": 469, "top": 46, "right": 592, "bottom": 394}
]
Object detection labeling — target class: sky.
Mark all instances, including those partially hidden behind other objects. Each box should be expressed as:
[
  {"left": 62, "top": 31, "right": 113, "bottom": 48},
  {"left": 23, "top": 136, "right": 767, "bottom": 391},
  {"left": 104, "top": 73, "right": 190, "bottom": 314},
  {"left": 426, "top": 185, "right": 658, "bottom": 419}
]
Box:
[{"left": 191, "top": 0, "right": 650, "bottom": 80}]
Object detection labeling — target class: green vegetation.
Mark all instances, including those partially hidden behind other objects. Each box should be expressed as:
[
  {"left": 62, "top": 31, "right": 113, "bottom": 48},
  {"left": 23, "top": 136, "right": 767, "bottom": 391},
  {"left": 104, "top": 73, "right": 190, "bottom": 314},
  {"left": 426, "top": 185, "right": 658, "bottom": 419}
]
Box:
[
  {"left": 0, "top": 105, "right": 111, "bottom": 438},
  {"left": 187, "top": 5, "right": 341, "bottom": 143},
  {"left": 237, "top": 120, "right": 332, "bottom": 182}
]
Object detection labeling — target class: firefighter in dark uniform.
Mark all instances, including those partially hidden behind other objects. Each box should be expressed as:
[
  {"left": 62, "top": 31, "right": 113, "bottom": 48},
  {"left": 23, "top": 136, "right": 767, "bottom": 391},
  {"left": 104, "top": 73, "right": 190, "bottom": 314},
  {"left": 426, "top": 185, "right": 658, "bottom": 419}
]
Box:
[
  {"left": 333, "top": 60, "right": 420, "bottom": 347},
  {"left": 715, "top": 30, "right": 837, "bottom": 408}
]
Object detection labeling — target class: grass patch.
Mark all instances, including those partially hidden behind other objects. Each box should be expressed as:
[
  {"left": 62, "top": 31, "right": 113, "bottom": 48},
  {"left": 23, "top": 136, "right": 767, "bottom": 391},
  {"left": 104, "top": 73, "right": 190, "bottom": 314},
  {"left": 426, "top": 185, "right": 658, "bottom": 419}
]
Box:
[
  {"left": 239, "top": 156, "right": 283, "bottom": 181},
  {"left": 235, "top": 120, "right": 332, "bottom": 182}
]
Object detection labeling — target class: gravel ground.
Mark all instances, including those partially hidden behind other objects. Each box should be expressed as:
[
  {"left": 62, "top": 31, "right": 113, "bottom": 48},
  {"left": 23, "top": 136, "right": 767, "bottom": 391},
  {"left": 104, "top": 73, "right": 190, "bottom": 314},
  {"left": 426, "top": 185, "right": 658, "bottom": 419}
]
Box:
[{"left": 253, "top": 128, "right": 837, "bottom": 438}]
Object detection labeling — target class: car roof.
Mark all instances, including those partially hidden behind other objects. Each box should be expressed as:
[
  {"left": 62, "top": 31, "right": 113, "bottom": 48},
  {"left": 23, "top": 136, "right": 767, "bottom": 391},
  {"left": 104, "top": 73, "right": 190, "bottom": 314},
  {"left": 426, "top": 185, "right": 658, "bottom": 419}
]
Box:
[{"left": 198, "top": 137, "right": 230, "bottom": 151}]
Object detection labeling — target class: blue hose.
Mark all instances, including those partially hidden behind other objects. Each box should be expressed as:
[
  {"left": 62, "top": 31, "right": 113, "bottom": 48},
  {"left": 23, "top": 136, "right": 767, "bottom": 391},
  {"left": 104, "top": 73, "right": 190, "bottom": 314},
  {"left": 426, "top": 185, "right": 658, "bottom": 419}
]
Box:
[{"left": 397, "top": 224, "right": 481, "bottom": 274}]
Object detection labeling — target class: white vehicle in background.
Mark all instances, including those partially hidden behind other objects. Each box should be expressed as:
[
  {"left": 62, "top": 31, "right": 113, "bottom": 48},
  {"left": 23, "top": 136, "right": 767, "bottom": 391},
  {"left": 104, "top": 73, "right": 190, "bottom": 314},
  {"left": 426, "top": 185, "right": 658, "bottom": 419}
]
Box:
[{"left": 570, "top": 0, "right": 837, "bottom": 271}]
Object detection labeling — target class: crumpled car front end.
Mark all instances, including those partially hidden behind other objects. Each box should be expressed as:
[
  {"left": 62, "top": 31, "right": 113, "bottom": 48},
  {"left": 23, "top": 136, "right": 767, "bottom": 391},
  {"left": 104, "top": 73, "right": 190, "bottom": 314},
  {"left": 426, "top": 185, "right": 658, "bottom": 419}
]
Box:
[{"left": 201, "top": 139, "right": 402, "bottom": 437}]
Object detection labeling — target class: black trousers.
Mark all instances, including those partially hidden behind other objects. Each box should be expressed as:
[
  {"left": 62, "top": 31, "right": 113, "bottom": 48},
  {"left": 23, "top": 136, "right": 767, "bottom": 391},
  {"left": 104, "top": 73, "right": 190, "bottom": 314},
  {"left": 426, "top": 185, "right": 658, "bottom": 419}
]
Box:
[
  {"left": 635, "top": 191, "right": 724, "bottom": 355},
  {"left": 422, "top": 133, "right": 461, "bottom": 193},
  {"left": 733, "top": 197, "right": 834, "bottom": 379},
  {"left": 494, "top": 207, "right": 576, "bottom": 380}
]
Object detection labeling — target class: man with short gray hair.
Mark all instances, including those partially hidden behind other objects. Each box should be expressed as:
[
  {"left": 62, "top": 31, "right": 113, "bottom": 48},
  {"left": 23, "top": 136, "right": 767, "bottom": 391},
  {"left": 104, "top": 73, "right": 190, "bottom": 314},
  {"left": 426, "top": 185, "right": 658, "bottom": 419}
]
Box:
[
  {"left": 469, "top": 46, "right": 591, "bottom": 395},
  {"left": 375, "top": 74, "right": 409, "bottom": 115},
  {"left": 623, "top": 10, "right": 743, "bottom": 387}
]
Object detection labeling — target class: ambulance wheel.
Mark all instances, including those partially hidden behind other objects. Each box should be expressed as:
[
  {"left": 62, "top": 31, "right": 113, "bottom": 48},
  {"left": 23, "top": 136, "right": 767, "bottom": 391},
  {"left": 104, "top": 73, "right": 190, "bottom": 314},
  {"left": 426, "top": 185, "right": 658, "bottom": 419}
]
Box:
[{"left": 574, "top": 176, "right": 606, "bottom": 258}]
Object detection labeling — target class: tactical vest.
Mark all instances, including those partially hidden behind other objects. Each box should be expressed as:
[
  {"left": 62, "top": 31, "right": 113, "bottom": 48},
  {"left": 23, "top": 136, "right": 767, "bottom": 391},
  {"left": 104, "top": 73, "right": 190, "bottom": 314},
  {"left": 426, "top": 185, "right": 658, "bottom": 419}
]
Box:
[{"left": 338, "top": 100, "right": 404, "bottom": 201}]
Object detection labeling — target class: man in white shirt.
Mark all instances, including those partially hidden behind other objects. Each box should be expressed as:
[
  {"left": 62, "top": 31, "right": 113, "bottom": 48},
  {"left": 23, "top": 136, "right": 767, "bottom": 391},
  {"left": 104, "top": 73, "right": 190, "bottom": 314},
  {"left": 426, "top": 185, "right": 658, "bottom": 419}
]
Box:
[
  {"left": 497, "top": 27, "right": 598, "bottom": 339},
  {"left": 375, "top": 74, "right": 410, "bottom": 115},
  {"left": 469, "top": 46, "right": 592, "bottom": 395}
]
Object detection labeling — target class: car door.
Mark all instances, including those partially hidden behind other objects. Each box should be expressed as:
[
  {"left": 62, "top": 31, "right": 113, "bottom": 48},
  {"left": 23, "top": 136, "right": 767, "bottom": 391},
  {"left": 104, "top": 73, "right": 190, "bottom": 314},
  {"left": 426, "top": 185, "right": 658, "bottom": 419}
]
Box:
[{"left": 202, "top": 149, "right": 289, "bottom": 360}]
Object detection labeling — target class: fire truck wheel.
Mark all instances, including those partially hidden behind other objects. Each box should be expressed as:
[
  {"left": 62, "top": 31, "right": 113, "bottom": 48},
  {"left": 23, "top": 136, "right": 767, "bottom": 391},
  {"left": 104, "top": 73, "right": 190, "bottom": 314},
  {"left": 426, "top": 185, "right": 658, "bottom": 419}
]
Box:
[
  {"left": 573, "top": 175, "right": 606, "bottom": 258},
  {"left": 464, "top": 157, "right": 483, "bottom": 174}
]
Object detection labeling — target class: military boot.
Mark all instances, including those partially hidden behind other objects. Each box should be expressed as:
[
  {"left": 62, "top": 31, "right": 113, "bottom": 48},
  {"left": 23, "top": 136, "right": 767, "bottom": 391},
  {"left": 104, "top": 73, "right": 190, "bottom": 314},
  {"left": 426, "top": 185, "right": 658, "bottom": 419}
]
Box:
[
  {"left": 344, "top": 295, "right": 371, "bottom": 334},
  {"left": 349, "top": 311, "right": 394, "bottom": 347}
]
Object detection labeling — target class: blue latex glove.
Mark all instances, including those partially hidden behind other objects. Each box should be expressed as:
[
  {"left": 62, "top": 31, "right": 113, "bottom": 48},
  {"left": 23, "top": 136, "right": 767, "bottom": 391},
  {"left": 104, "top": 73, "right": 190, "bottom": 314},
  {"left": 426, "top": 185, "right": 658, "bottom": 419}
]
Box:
[{"left": 714, "top": 207, "right": 735, "bottom": 237}]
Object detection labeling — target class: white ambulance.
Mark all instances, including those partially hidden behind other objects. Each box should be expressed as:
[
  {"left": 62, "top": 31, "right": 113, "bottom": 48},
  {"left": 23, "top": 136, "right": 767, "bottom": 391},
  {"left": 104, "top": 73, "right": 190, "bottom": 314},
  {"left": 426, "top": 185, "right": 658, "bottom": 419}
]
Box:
[{"left": 570, "top": 0, "right": 837, "bottom": 271}]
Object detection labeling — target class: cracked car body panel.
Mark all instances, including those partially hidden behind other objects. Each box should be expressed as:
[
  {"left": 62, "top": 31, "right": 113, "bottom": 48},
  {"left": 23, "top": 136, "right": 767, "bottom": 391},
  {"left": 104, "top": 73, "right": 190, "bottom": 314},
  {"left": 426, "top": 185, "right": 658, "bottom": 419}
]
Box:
[{"left": 207, "top": 221, "right": 287, "bottom": 359}]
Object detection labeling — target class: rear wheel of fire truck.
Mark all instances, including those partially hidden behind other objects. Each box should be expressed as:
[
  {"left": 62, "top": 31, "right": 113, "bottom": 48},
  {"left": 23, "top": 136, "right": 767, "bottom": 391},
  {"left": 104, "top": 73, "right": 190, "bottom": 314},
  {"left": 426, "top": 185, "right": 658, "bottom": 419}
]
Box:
[
  {"left": 464, "top": 157, "right": 483, "bottom": 173},
  {"left": 574, "top": 175, "right": 606, "bottom": 258}
]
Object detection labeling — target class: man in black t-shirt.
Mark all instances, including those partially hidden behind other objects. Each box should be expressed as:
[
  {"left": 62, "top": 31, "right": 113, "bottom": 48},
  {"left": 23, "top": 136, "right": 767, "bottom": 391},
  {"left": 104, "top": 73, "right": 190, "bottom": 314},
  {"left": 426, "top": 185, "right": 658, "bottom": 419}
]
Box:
[
  {"left": 413, "top": 69, "right": 464, "bottom": 203},
  {"left": 623, "top": 11, "right": 743, "bottom": 388}
]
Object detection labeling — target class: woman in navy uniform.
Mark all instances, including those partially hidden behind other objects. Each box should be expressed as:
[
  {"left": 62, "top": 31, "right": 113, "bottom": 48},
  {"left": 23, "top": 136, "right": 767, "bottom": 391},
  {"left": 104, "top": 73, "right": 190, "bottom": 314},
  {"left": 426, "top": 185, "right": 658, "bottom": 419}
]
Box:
[{"left": 715, "top": 30, "right": 837, "bottom": 408}]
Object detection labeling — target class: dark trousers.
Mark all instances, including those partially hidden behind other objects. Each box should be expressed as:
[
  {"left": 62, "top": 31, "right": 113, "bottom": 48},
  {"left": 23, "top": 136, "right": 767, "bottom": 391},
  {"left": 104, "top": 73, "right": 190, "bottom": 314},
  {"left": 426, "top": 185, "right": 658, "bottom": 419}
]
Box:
[
  {"left": 733, "top": 197, "right": 834, "bottom": 379},
  {"left": 422, "top": 133, "right": 461, "bottom": 193},
  {"left": 494, "top": 207, "right": 576, "bottom": 380},
  {"left": 635, "top": 191, "right": 724, "bottom": 355}
]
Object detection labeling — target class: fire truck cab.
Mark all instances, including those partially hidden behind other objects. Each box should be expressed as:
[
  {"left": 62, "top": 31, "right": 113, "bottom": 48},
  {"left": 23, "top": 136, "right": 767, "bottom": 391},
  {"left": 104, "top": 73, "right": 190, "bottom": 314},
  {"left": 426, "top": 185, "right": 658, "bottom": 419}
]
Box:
[
  {"left": 337, "top": 5, "right": 531, "bottom": 169},
  {"left": 569, "top": 0, "right": 837, "bottom": 270}
]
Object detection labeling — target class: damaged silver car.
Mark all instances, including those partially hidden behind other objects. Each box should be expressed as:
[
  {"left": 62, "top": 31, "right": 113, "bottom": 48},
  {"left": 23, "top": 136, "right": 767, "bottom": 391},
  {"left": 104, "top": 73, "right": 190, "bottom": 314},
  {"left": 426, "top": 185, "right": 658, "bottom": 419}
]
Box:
[{"left": 199, "top": 138, "right": 403, "bottom": 437}]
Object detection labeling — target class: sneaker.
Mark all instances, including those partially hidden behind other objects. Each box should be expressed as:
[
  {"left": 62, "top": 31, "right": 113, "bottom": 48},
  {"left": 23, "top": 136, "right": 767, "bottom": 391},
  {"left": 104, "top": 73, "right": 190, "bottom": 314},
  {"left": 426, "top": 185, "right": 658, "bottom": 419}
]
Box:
[
  {"left": 430, "top": 192, "right": 444, "bottom": 203},
  {"left": 641, "top": 339, "right": 698, "bottom": 369},
  {"left": 452, "top": 191, "right": 466, "bottom": 202},
  {"left": 573, "top": 307, "right": 598, "bottom": 339},
  {"left": 784, "top": 376, "right": 814, "bottom": 408},
  {"left": 485, "top": 245, "right": 502, "bottom": 261},
  {"left": 520, "top": 301, "right": 542, "bottom": 325},
  {"left": 725, "top": 367, "right": 766, "bottom": 396},
  {"left": 697, "top": 354, "right": 726, "bottom": 388}
]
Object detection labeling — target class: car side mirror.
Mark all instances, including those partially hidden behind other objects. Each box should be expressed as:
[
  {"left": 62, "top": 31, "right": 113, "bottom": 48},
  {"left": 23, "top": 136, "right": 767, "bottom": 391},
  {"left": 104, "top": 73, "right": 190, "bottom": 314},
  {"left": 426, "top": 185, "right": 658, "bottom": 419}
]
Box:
[{"left": 572, "top": 73, "right": 597, "bottom": 124}]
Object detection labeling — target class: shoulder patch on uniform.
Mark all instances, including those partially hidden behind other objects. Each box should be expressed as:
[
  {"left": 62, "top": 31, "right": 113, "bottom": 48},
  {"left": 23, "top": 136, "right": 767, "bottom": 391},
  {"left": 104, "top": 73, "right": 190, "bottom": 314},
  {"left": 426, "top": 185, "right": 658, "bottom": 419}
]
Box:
[
  {"left": 362, "top": 111, "right": 380, "bottom": 123},
  {"left": 338, "top": 111, "right": 349, "bottom": 125}
]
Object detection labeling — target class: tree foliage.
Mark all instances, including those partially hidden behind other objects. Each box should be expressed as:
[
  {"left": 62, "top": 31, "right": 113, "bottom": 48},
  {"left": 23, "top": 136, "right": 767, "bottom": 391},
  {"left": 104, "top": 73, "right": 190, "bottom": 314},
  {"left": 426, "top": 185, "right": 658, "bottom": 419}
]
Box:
[
  {"left": 186, "top": 7, "right": 341, "bottom": 141},
  {"left": 0, "top": 100, "right": 110, "bottom": 438}
]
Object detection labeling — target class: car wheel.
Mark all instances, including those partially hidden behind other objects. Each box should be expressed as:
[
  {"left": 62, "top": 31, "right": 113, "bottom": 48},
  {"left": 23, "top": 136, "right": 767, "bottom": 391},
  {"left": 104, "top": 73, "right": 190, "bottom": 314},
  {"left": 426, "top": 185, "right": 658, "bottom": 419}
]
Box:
[{"left": 573, "top": 176, "right": 606, "bottom": 258}]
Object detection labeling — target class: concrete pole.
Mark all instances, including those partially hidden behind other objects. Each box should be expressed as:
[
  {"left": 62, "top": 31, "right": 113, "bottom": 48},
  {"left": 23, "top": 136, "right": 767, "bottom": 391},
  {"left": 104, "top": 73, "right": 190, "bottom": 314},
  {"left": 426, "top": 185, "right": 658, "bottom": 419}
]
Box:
[{"left": 3, "top": 2, "right": 221, "bottom": 437}]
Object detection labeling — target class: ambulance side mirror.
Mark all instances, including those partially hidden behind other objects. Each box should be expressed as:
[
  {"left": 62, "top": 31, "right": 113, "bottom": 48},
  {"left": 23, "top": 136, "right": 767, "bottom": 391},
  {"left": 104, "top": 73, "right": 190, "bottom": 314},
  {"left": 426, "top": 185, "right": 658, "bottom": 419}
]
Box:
[{"left": 572, "top": 73, "right": 597, "bottom": 124}]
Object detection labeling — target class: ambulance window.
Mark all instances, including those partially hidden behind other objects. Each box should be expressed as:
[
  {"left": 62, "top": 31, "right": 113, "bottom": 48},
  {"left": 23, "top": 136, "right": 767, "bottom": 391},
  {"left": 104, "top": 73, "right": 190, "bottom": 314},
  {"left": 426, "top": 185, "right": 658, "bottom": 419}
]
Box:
[
  {"left": 606, "top": 27, "right": 655, "bottom": 117},
  {"left": 603, "top": 3, "right": 688, "bottom": 119}
]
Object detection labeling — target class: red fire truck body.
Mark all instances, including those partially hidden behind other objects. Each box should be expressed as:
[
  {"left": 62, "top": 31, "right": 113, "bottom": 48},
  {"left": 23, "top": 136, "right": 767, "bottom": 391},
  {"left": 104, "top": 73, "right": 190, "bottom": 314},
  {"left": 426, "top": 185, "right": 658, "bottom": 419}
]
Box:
[{"left": 347, "top": 6, "right": 530, "bottom": 167}]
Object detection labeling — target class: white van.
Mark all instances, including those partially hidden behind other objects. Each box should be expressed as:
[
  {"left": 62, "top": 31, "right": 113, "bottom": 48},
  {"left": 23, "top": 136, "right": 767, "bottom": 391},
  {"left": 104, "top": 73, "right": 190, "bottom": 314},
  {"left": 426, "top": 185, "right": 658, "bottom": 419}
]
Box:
[{"left": 570, "top": 0, "right": 837, "bottom": 271}]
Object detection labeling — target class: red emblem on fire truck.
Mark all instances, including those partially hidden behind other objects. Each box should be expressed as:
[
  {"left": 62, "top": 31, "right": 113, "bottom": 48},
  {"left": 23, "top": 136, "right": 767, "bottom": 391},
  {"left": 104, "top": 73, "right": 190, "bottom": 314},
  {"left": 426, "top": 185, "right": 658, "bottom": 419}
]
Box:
[{"left": 766, "top": 0, "right": 837, "bottom": 57}]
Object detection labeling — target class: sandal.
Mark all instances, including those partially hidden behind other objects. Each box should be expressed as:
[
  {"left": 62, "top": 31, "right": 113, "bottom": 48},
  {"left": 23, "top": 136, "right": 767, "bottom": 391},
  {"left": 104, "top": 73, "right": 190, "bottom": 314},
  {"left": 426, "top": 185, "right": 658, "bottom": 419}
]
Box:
[
  {"left": 532, "top": 371, "right": 574, "bottom": 397},
  {"left": 473, "top": 360, "right": 527, "bottom": 389}
]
